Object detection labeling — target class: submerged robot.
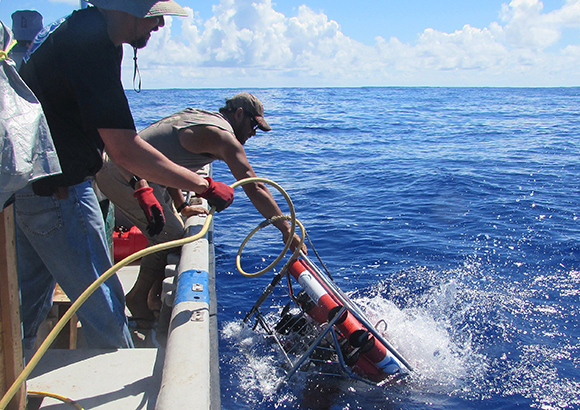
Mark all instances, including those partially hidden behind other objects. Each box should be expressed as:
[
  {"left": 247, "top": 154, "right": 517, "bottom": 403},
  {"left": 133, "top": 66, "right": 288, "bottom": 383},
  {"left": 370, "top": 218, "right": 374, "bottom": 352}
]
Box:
[{"left": 245, "top": 253, "right": 412, "bottom": 387}]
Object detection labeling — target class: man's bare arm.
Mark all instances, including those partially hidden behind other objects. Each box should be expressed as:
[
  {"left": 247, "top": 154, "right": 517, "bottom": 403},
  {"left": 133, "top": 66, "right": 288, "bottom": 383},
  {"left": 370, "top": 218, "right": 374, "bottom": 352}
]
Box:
[
  {"left": 99, "top": 128, "right": 210, "bottom": 194},
  {"left": 167, "top": 187, "right": 209, "bottom": 217},
  {"left": 182, "top": 127, "right": 304, "bottom": 251}
]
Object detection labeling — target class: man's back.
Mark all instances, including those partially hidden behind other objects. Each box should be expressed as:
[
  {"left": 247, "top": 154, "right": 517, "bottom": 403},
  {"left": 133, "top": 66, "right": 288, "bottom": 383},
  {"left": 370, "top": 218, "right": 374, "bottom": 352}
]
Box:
[
  {"left": 138, "top": 108, "right": 235, "bottom": 170},
  {"left": 19, "top": 7, "right": 134, "bottom": 188}
]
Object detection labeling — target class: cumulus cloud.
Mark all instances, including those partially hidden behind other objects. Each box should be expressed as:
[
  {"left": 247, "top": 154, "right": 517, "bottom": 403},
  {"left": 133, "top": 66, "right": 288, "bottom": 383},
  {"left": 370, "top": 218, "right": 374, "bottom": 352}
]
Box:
[
  {"left": 492, "top": 0, "right": 580, "bottom": 49},
  {"left": 124, "top": 0, "right": 580, "bottom": 88}
]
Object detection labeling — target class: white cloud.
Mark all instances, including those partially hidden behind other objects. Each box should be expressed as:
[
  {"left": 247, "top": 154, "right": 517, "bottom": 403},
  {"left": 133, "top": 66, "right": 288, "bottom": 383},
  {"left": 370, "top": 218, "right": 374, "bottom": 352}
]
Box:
[
  {"left": 123, "top": 0, "right": 580, "bottom": 88},
  {"left": 492, "top": 0, "right": 580, "bottom": 49}
]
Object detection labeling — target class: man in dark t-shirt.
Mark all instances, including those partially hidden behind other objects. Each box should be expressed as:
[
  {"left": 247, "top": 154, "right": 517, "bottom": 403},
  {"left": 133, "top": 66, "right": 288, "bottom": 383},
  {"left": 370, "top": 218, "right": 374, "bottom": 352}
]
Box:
[{"left": 15, "top": 0, "right": 234, "bottom": 349}]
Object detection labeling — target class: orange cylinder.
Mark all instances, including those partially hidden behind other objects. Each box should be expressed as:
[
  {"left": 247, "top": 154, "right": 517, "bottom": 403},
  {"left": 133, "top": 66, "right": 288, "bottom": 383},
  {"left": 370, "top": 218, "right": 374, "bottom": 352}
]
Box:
[{"left": 287, "top": 259, "right": 400, "bottom": 376}]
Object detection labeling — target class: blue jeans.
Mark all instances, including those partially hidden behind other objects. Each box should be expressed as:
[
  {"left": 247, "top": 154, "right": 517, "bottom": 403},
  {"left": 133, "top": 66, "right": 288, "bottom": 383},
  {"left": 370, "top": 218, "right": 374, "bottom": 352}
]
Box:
[{"left": 14, "top": 181, "right": 133, "bottom": 349}]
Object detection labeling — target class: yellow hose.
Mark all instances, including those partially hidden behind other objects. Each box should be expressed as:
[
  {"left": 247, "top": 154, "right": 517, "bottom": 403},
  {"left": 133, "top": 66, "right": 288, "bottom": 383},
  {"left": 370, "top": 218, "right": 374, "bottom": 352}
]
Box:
[
  {"left": 27, "top": 391, "right": 84, "bottom": 410},
  {"left": 232, "top": 177, "right": 305, "bottom": 277},
  {"left": 0, "top": 39, "right": 17, "bottom": 61},
  {"left": 0, "top": 177, "right": 297, "bottom": 409},
  {"left": 236, "top": 215, "right": 305, "bottom": 277},
  {"left": 0, "top": 214, "right": 215, "bottom": 409}
]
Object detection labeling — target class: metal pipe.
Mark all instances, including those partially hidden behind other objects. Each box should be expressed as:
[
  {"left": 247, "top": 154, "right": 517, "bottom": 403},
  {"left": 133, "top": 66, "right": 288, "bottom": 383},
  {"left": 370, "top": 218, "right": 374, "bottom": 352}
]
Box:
[{"left": 276, "top": 306, "right": 347, "bottom": 391}]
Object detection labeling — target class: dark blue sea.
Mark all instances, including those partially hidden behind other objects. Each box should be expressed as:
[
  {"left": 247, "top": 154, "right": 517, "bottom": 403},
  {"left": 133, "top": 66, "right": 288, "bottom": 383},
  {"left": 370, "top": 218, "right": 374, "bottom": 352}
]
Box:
[{"left": 128, "top": 87, "right": 580, "bottom": 410}]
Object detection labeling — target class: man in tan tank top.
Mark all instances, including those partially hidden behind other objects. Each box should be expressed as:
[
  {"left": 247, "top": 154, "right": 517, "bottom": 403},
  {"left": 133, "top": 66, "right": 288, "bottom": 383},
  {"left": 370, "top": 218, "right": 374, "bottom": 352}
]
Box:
[{"left": 96, "top": 93, "right": 304, "bottom": 326}]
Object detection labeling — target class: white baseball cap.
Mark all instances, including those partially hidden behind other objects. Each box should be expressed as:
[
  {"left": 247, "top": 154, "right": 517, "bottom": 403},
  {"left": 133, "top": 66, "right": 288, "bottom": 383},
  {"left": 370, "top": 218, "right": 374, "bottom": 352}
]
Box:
[{"left": 88, "top": 0, "right": 187, "bottom": 18}]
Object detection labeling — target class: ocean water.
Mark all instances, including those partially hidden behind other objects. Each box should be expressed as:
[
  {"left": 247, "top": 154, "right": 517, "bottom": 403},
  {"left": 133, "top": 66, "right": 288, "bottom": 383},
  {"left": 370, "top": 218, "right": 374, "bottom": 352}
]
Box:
[{"left": 128, "top": 87, "right": 580, "bottom": 410}]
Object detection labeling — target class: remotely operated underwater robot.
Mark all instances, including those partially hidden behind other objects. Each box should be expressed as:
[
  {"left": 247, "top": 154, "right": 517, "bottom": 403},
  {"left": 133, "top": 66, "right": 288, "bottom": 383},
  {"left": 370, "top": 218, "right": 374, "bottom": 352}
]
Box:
[
  {"left": 243, "top": 251, "right": 413, "bottom": 387},
  {"left": 231, "top": 178, "right": 412, "bottom": 387}
]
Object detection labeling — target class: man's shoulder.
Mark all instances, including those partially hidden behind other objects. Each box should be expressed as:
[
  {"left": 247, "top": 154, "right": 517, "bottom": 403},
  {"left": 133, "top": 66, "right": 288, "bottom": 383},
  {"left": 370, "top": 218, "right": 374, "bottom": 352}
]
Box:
[
  {"left": 61, "top": 8, "right": 107, "bottom": 42},
  {"left": 66, "top": 7, "right": 102, "bottom": 24},
  {"left": 32, "top": 9, "right": 109, "bottom": 67},
  {"left": 173, "top": 108, "right": 233, "bottom": 131},
  {"left": 180, "top": 108, "right": 219, "bottom": 117}
]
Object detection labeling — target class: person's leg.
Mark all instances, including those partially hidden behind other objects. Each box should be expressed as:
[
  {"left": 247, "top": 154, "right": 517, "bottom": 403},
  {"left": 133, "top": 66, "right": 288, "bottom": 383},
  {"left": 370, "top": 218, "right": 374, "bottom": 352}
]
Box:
[
  {"left": 96, "top": 162, "right": 184, "bottom": 322},
  {"left": 14, "top": 216, "right": 57, "bottom": 350},
  {"left": 70, "top": 181, "right": 133, "bottom": 347},
  {"left": 14, "top": 182, "right": 133, "bottom": 349},
  {"left": 126, "top": 186, "right": 184, "bottom": 323},
  {"left": 125, "top": 250, "right": 170, "bottom": 323}
]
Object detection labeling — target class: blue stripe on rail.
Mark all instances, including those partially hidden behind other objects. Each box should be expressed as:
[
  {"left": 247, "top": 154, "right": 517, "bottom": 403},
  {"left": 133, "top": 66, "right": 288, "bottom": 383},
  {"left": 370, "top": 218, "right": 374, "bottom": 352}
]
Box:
[{"left": 174, "top": 269, "right": 210, "bottom": 305}]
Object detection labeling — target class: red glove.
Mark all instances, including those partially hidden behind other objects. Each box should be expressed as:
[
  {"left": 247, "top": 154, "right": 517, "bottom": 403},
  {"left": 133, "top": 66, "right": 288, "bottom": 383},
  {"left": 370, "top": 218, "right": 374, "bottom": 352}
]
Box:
[
  {"left": 198, "top": 177, "right": 234, "bottom": 212},
  {"left": 133, "top": 187, "right": 165, "bottom": 236}
]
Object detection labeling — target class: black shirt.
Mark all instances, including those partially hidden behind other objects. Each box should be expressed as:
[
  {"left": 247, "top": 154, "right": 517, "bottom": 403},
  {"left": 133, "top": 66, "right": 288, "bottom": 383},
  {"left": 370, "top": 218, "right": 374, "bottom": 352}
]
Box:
[{"left": 20, "top": 7, "right": 135, "bottom": 188}]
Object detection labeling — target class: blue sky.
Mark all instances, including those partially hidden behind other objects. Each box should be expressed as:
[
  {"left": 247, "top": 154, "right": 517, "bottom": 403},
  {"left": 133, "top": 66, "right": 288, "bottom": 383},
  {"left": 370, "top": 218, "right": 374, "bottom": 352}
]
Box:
[{"left": 1, "top": 0, "right": 579, "bottom": 88}]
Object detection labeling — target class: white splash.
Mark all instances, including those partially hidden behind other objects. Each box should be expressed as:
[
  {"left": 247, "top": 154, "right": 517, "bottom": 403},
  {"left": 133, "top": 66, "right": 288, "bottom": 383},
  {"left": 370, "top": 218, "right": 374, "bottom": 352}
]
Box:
[{"left": 352, "top": 280, "right": 486, "bottom": 392}]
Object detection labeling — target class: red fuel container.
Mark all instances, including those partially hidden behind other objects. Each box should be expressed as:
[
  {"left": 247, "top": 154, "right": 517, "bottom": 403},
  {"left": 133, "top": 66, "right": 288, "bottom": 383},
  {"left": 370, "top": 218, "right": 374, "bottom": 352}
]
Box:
[{"left": 113, "top": 226, "right": 148, "bottom": 262}]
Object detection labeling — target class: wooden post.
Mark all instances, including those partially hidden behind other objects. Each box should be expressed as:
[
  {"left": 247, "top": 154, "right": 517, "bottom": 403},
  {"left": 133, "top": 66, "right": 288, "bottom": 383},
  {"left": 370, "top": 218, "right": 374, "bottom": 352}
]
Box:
[{"left": 0, "top": 206, "right": 26, "bottom": 410}]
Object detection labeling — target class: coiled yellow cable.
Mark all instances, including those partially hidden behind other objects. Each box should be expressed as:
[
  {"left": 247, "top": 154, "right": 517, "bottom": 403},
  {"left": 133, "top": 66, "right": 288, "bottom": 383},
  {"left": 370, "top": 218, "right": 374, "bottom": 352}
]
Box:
[
  {"left": 236, "top": 214, "right": 305, "bottom": 278},
  {"left": 233, "top": 178, "right": 305, "bottom": 277}
]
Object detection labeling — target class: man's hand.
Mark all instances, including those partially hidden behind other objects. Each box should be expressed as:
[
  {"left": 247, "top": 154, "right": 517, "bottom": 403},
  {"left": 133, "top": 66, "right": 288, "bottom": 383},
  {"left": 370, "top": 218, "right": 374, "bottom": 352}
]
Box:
[
  {"left": 283, "top": 231, "right": 307, "bottom": 254},
  {"left": 198, "top": 177, "right": 234, "bottom": 212},
  {"left": 133, "top": 187, "right": 165, "bottom": 236},
  {"left": 180, "top": 205, "right": 209, "bottom": 218}
]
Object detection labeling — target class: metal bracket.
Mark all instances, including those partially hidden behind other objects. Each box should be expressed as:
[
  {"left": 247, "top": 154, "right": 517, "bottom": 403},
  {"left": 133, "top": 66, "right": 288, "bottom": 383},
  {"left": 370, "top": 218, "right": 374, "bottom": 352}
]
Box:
[{"left": 191, "top": 310, "right": 205, "bottom": 322}]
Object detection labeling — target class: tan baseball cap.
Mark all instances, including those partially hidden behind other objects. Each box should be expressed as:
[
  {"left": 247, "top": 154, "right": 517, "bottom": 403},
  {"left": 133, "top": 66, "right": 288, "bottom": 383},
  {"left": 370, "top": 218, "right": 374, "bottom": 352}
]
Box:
[
  {"left": 224, "top": 93, "right": 272, "bottom": 132},
  {"left": 89, "top": 0, "right": 187, "bottom": 18}
]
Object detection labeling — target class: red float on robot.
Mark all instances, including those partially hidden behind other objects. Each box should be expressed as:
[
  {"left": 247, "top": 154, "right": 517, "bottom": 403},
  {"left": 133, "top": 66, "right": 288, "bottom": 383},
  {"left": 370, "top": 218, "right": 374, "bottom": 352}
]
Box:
[{"left": 287, "top": 259, "right": 401, "bottom": 379}]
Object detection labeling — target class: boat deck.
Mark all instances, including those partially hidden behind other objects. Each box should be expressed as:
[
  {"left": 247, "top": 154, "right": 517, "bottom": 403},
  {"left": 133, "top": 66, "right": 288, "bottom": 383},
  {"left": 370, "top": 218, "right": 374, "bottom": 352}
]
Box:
[
  {"left": 26, "top": 347, "right": 163, "bottom": 409},
  {"left": 25, "top": 209, "right": 219, "bottom": 409}
]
